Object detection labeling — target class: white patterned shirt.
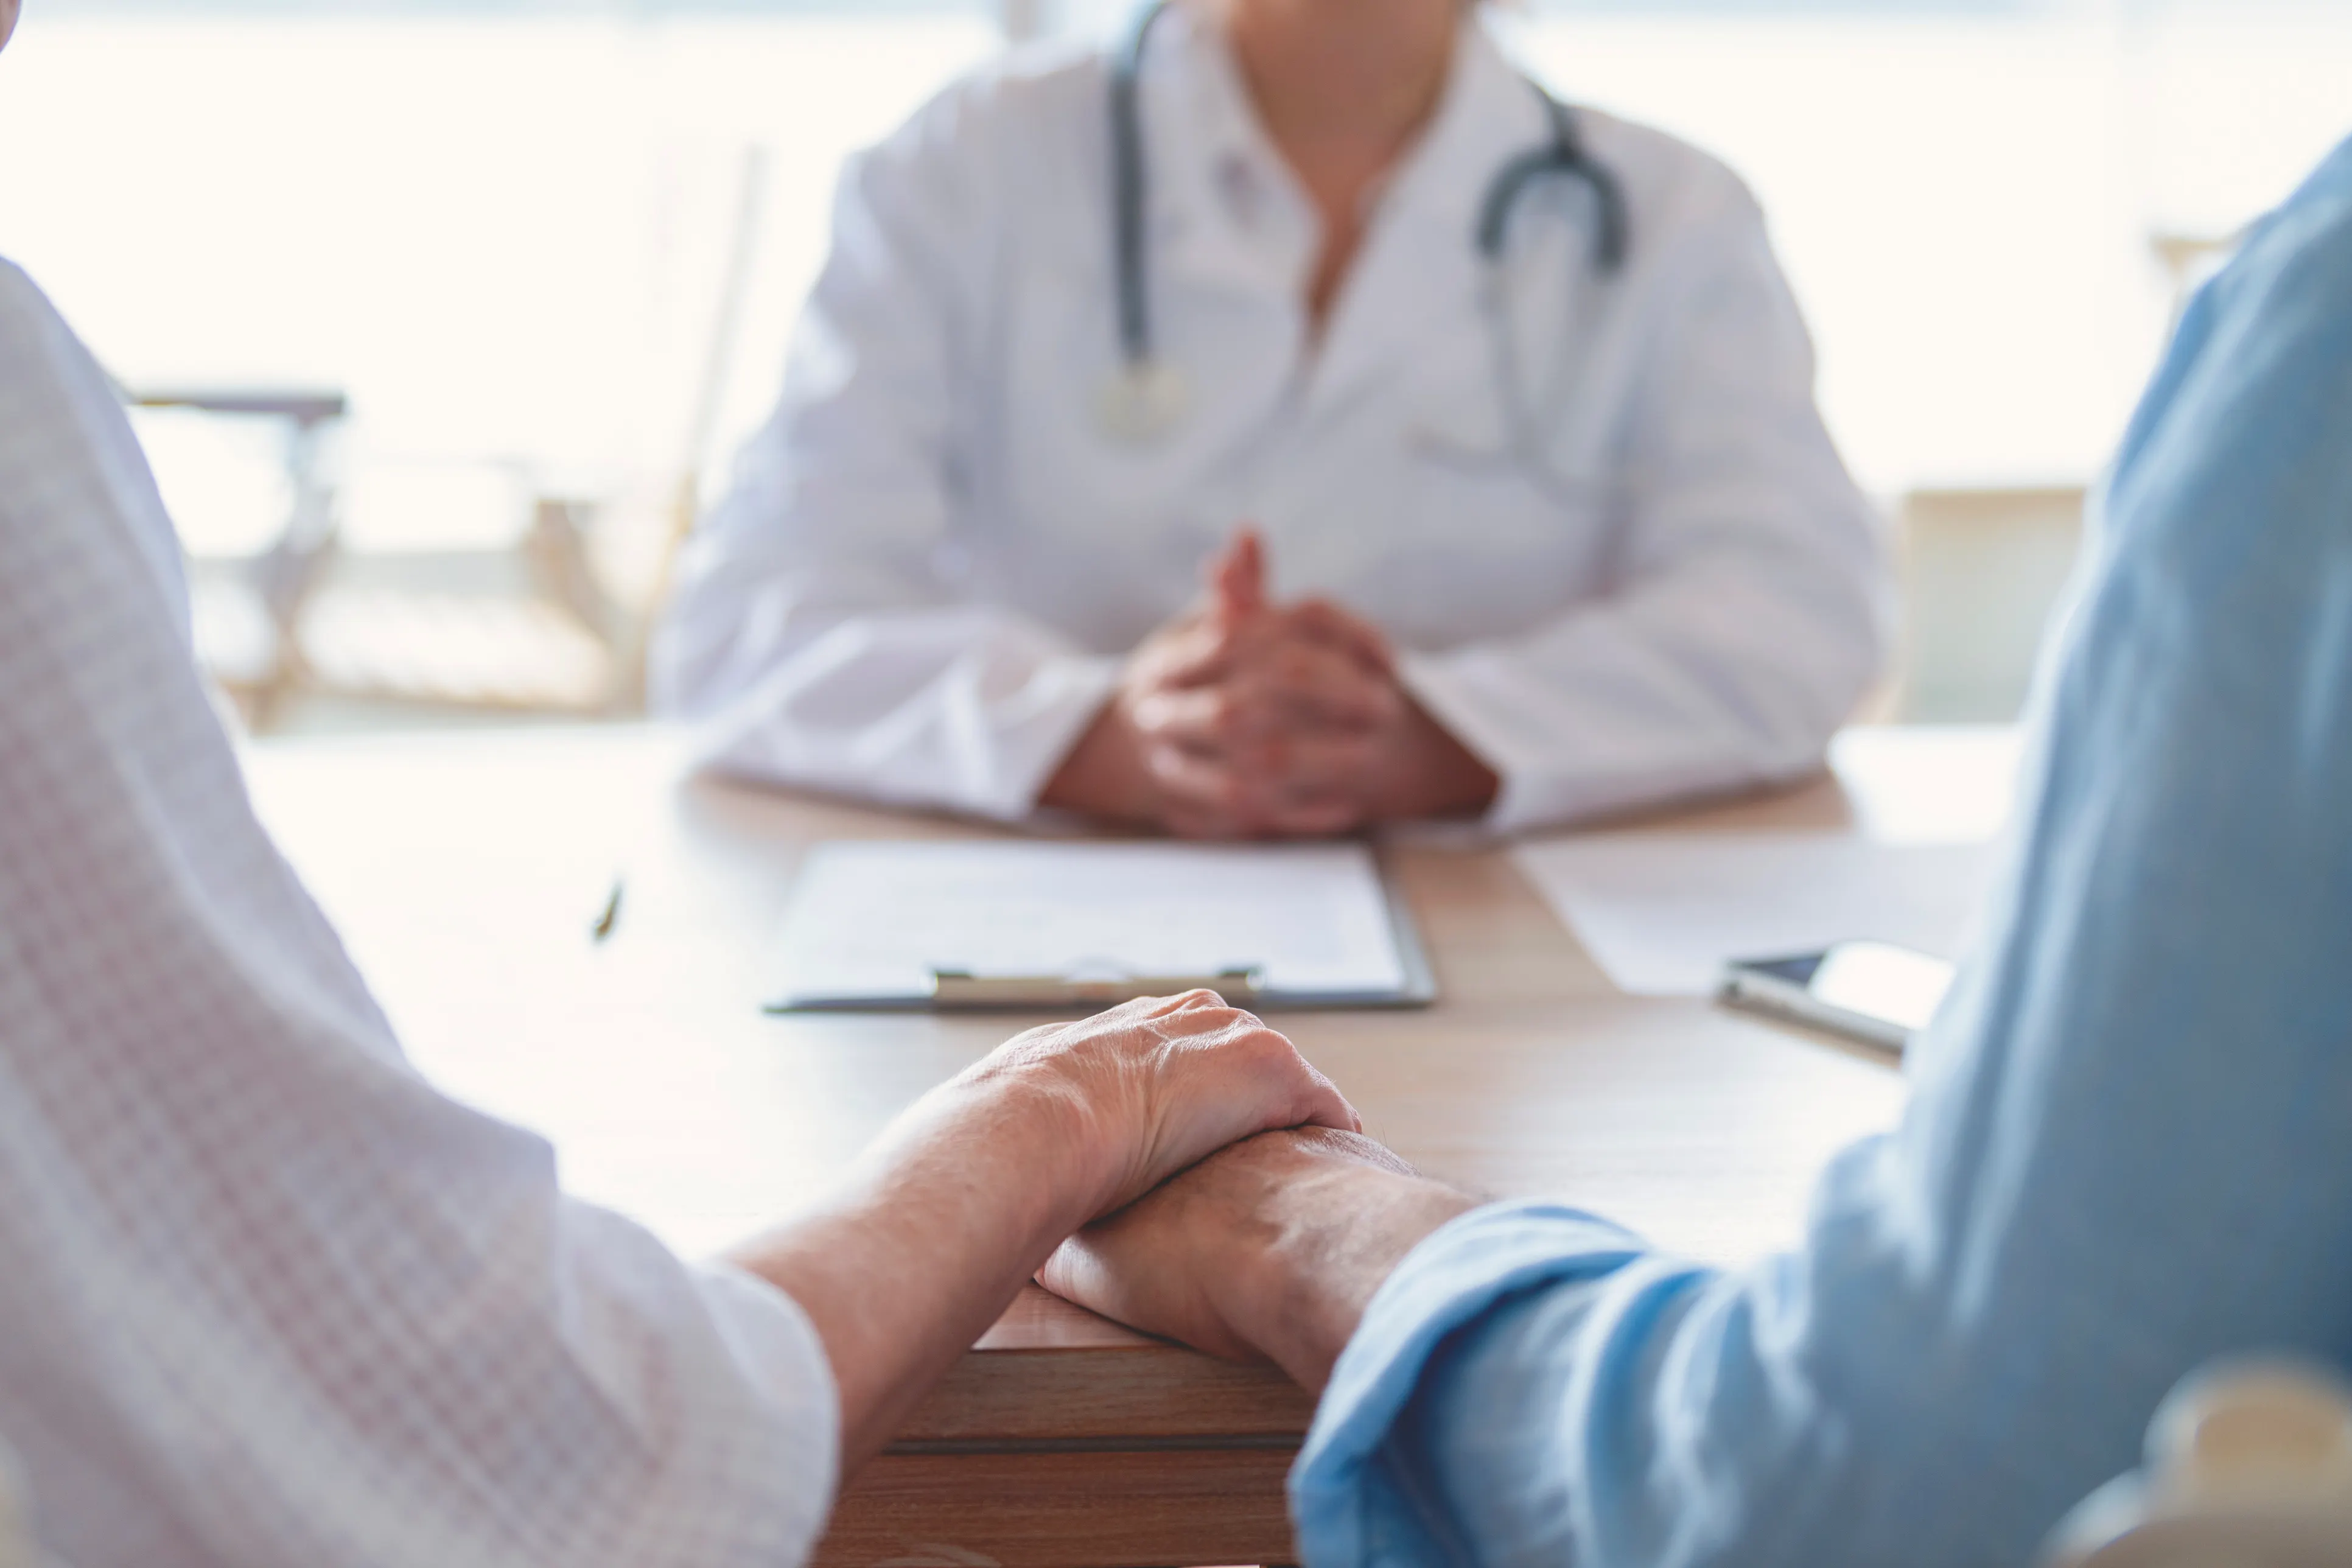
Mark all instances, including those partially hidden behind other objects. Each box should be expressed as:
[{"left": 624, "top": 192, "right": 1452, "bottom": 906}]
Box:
[{"left": 0, "top": 259, "right": 836, "bottom": 1567}]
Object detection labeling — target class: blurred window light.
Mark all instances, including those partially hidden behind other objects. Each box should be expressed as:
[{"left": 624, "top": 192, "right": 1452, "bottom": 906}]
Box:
[
  {"left": 1494, "top": 0, "right": 2351, "bottom": 494},
  {"left": 0, "top": 0, "right": 998, "bottom": 555},
  {"left": 33, "top": 1, "right": 989, "bottom": 12},
  {"left": 1, "top": 0, "right": 2345, "bottom": 532}
]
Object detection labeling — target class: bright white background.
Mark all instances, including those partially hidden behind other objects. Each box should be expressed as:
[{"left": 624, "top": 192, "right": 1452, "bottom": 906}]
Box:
[{"left": 0, "top": 1, "right": 2347, "bottom": 555}]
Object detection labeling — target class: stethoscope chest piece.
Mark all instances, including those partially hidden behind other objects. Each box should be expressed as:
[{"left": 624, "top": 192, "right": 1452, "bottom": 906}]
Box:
[{"left": 1095, "top": 358, "right": 1191, "bottom": 442}]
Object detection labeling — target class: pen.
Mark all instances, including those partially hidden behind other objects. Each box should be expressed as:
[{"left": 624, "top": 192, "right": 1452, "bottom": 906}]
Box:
[{"left": 591, "top": 877, "right": 623, "bottom": 942}]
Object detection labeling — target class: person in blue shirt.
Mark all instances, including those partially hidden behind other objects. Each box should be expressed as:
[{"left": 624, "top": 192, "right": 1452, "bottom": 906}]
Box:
[{"left": 1040, "top": 135, "right": 2352, "bottom": 1567}]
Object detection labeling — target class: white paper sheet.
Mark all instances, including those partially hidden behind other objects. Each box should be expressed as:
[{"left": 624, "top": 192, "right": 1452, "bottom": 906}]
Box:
[
  {"left": 1513, "top": 831, "right": 2001, "bottom": 997},
  {"left": 770, "top": 841, "right": 1409, "bottom": 1005}
]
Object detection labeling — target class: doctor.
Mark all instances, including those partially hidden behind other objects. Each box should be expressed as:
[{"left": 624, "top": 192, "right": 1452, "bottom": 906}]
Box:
[{"left": 656, "top": 0, "right": 1889, "bottom": 837}]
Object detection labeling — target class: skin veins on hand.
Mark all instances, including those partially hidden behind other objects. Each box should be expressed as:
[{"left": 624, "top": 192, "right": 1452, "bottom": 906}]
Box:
[
  {"left": 1040, "top": 1126, "right": 1479, "bottom": 1392},
  {"left": 1040, "top": 528, "right": 1499, "bottom": 837}
]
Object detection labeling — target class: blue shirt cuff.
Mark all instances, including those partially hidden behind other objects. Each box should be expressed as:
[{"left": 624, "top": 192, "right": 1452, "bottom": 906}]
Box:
[{"left": 1290, "top": 1200, "right": 1651, "bottom": 1566}]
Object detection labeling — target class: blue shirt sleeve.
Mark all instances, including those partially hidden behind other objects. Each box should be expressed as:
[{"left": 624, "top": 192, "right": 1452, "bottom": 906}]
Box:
[{"left": 1290, "top": 134, "right": 2352, "bottom": 1568}]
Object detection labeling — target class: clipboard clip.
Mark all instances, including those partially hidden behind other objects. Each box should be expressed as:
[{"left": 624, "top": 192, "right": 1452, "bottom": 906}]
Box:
[{"left": 928, "top": 965, "right": 1267, "bottom": 1010}]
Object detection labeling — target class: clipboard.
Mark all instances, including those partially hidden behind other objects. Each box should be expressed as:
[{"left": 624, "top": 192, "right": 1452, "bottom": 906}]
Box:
[{"left": 764, "top": 840, "right": 1437, "bottom": 1013}]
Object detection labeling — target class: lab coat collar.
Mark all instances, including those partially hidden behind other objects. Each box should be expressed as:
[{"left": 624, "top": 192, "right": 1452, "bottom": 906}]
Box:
[
  {"left": 1307, "top": 20, "right": 1555, "bottom": 417},
  {"left": 1136, "top": 5, "right": 1315, "bottom": 304},
  {"left": 1136, "top": 9, "right": 1555, "bottom": 411}
]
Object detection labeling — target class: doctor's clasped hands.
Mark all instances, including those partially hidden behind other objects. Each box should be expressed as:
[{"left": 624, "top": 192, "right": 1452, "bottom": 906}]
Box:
[{"left": 1043, "top": 530, "right": 1500, "bottom": 837}]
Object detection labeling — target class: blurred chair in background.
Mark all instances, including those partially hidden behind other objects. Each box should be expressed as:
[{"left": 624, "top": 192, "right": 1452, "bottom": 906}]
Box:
[
  {"left": 153, "top": 144, "right": 770, "bottom": 733},
  {"left": 1885, "top": 228, "right": 2250, "bottom": 728},
  {"left": 2150, "top": 227, "right": 2245, "bottom": 338},
  {"left": 133, "top": 383, "right": 346, "bottom": 728},
  {"left": 1889, "top": 484, "right": 2087, "bottom": 724}
]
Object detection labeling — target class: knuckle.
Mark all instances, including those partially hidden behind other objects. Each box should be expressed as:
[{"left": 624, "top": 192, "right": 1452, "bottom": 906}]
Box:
[
  {"left": 1147, "top": 746, "right": 1197, "bottom": 787},
  {"left": 1228, "top": 1019, "right": 1288, "bottom": 1059},
  {"left": 1128, "top": 693, "right": 1174, "bottom": 735}
]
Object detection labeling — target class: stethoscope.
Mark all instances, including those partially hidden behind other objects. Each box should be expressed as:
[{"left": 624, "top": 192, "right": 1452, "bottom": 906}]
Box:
[{"left": 1096, "top": 0, "right": 1631, "bottom": 461}]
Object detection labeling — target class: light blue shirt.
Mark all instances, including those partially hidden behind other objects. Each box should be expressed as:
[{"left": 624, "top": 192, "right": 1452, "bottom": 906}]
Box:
[{"left": 1291, "top": 136, "right": 2352, "bottom": 1568}]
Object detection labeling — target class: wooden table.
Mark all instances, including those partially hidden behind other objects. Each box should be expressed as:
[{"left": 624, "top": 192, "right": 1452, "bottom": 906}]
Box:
[{"left": 242, "top": 723, "right": 2017, "bottom": 1568}]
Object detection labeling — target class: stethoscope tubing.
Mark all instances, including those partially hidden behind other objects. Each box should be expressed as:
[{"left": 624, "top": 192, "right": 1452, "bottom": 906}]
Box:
[
  {"left": 1109, "top": 0, "right": 1164, "bottom": 369},
  {"left": 1104, "top": 0, "right": 1631, "bottom": 451}
]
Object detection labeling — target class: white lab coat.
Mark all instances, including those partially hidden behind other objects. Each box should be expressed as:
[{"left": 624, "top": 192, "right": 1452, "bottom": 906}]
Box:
[{"left": 655, "top": 9, "right": 1890, "bottom": 833}]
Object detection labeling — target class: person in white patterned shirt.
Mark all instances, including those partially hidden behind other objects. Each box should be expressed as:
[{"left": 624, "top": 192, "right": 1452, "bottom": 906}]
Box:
[{"left": 0, "top": 6, "right": 1360, "bottom": 1563}]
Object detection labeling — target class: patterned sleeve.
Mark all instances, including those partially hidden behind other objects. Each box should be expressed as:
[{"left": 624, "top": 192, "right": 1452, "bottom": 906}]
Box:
[
  {"left": 1292, "top": 136, "right": 2352, "bottom": 1568},
  {"left": 0, "top": 258, "right": 838, "bottom": 1568}
]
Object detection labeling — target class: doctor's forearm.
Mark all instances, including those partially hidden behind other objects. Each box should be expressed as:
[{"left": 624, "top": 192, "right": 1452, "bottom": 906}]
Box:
[
  {"left": 1038, "top": 700, "right": 1160, "bottom": 824},
  {"left": 1404, "top": 584, "right": 1879, "bottom": 829},
  {"left": 1368, "top": 696, "right": 1497, "bottom": 823}
]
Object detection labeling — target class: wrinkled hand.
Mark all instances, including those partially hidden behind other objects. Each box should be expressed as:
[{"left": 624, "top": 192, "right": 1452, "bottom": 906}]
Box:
[
  {"left": 1043, "top": 530, "right": 1497, "bottom": 836},
  {"left": 1039, "top": 1126, "right": 1474, "bottom": 1388},
  {"left": 733, "top": 994, "right": 1359, "bottom": 1472},
  {"left": 956, "top": 990, "right": 1360, "bottom": 1221}
]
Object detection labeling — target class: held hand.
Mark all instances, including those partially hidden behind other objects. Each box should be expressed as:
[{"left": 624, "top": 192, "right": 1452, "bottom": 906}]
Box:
[
  {"left": 733, "top": 995, "right": 1357, "bottom": 1473},
  {"left": 957, "top": 990, "right": 1360, "bottom": 1220},
  {"left": 1038, "top": 1127, "right": 1475, "bottom": 1388}
]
